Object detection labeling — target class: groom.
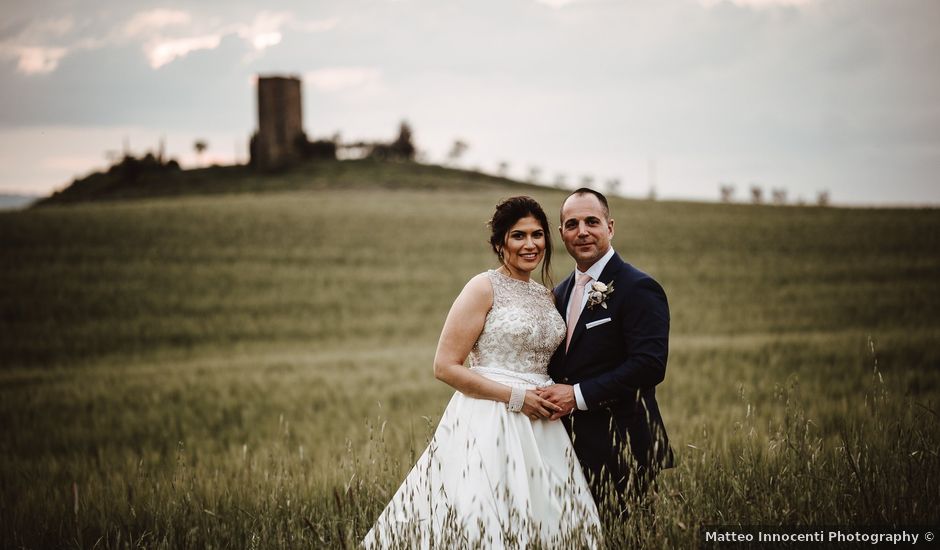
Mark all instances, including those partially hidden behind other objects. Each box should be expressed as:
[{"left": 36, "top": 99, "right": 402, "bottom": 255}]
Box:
[{"left": 539, "top": 188, "right": 674, "bottom": 507}]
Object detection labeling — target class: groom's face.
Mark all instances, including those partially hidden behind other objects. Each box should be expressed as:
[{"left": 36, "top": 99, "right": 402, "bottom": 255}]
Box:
[{"left": 559, "top": 193, "right": 614, "bottom": 270}]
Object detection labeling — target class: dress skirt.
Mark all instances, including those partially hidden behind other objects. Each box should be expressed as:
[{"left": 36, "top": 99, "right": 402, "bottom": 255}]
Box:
[{"left": 362, "top": 367, "right": 601, "bottom": 549}]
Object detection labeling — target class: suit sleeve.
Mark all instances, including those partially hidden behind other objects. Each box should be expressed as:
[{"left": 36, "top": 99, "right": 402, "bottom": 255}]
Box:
[{"left": 578, "top": 277, "right": 670, "bottom": 409}]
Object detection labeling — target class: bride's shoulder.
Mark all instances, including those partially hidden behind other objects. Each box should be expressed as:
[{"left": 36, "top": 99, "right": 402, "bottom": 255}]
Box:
[
  {"left": 467, "top": 271, "right": 495, "bottom": 288},
  {"left": 472, "top": 269, "right": 507, "bottom": 289},
  {"left": 459, "top": 272, "right": 496, "bottom": 301}
]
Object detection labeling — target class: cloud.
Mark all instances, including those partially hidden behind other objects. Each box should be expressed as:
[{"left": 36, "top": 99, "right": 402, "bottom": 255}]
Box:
[
  {"left": 234, "top": 12, "right": 337, "bottom": 53},
  {"left": 236, "top": 11, "right": 289, "bottom": 51},
  {"left": 145, "top": 34, "right": 223, "bottom": 69},
  {"left": 0, "top": 45, "right": 67, "bottom": 74},
  {"left": 304, "top": 67, "right": 383, "bottom": 92},
  {"left": 0, "top": 17, "right": 75, "bottom": 74},
  {"left": 123, "top": 9, "right": 191, "bottom": 38},
  {"left": 232, "top": 12, "right": 337, "bottom": 63},
  {"left": 1, "top": 10, "right": 338, "bottom": 74}
]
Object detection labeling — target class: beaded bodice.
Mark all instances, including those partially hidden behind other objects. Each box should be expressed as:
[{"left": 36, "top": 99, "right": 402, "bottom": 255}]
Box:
[{"left": 468, "top": 270, "right": 566, "bottom": 375}]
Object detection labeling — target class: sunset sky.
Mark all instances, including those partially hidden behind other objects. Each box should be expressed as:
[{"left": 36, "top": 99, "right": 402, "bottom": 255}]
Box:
[{"left": 1, "top": 0, "right": 938, "bottom": 205}]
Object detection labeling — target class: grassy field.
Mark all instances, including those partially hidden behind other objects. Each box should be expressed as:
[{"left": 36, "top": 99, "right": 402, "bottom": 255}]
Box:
[{"left": 1, "top": 161, "right": 939, "bottom": 548}]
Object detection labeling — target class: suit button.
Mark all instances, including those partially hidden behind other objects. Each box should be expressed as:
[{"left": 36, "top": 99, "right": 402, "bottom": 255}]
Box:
[{"left": 562, "top": 377, "right": 569, "bottom": 383}]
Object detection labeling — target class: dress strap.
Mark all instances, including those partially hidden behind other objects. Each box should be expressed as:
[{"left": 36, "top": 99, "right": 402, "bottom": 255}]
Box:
[{"left": 485, "top": 269, "right": 510, "bottom": 309}]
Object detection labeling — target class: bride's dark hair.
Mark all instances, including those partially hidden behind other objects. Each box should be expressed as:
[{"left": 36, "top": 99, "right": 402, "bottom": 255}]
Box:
[{"left": 487, "top": 196, "right": 554, "bottom": 288}]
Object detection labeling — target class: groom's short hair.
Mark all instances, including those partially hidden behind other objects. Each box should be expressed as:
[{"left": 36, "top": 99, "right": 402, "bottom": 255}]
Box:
[{"left": 562, "top": 188, "right": 610, "bottom": 220}]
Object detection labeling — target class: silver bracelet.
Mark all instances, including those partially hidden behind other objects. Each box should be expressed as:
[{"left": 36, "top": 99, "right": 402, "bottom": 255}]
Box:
[{"left": 507, "top": 386, "right": 525, "bottom": 412}]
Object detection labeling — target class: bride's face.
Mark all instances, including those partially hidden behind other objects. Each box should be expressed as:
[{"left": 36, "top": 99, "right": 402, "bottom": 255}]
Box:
[{"left": 501, "top": 215, "right": 546, "bottom": 276}]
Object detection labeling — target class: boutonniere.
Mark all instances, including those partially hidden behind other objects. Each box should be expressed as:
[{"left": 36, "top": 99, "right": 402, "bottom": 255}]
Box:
[{"left": 586, "top": 280, "right": 615, "bottom": 310}]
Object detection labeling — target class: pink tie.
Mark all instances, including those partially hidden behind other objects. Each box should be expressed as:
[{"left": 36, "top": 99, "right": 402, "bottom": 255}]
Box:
[{"left": 566, "top": 273, "right": 593, "bottom": 351}]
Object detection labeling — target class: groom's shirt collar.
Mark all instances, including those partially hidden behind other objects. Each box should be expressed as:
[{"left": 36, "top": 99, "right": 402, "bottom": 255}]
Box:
[
  {"left": 577, "top": 246, "right": 616, "bottom": 282},
  {"left": 566, "top": 246, "right": 616, "bottom": 318}
]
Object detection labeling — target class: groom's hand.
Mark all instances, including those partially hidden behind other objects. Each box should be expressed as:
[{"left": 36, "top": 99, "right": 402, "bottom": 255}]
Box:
[{"left": 536, "top": 384, "right": 576, "bottom": 420}]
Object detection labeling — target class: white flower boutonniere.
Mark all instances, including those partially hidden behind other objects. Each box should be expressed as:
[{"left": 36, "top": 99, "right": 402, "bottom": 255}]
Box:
[{"left": 586, "top": 280, "right": 615, "bottom": 310}]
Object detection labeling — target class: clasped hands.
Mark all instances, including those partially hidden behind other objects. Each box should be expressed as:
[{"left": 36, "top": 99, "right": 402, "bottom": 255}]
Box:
[{"left": 521, "top": 384, "right": 576, "bottom": 421}]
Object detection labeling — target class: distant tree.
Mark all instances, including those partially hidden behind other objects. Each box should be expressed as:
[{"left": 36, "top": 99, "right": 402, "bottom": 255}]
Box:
[
  {"left": 580, "top": 175, "right": 595, "bottom": 187},
  {"left": 771, "top": 188, "right": 787, "bottom": 206},
  {"left": 750, "top": 185, "right": 763, "bottom": 205},
  {"left": 194, "top": 139, "right": 208, "bottom": 166},
  {"left": 103, "top": 148, "right": 180, "bottom": 185},
  {"left": 647, "top": 186, "right": 657, "bottom": 201},
  {"left": 389, "top": 120, "right": 416, "bottom": 161},
  {"left": 553, "top": 173, "right": 567, "bottom": 189},
  {"left": 720, "top": 183, "right": 735, "bottom": 203},
  {"left": 817, "top": 190, "right": 830, "bottom": 207},
  {"left": 497, "top": 161, "right": 510, "bottom": 178},
  {"left": 605, "top": 177, "right": 621, "bottom": 196},
  {"left": 298, "top": 136, "right": 337, "bottom": 160},
  {"left": 363, "top": 121, "right": 415, "bottom": 162},
  {"left": 447, "top": 139, "right": 469, "bottom": 166},
  {"left": 528, "top": 166, "right": 542, "bottom": 184}
]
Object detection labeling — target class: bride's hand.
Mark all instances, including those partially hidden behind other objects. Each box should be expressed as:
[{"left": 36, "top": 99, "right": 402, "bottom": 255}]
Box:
[{"left": 522, "top": 390, "right": 563, "bottom": 420}]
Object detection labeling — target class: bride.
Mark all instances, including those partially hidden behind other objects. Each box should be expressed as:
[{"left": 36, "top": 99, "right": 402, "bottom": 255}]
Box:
[{"left": 363, "top": 196, "right": 601, "bottom": 549}]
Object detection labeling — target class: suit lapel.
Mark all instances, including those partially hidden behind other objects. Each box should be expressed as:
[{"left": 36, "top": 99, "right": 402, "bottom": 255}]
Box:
[
  {"left": 566, "top": 252, "right": 624, "bottom": 353},
  {"left": 555, "top": 272, "right": 575, "bottom": 319}
]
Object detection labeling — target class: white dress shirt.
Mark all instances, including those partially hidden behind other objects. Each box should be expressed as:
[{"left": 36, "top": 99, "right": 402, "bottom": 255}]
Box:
[{"left": 565, "top": 246, "right": 616, "bottom": 411}]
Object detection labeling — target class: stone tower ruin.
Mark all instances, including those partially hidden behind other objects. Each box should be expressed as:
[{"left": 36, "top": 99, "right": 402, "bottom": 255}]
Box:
[{"left": 250, "top": 75, "right": 304, "bottom": 170}]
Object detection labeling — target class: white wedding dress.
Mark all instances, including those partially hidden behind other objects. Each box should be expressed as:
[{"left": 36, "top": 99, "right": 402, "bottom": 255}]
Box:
[{"left": 363, "top": 270, "right": 601, "bottom": 549}]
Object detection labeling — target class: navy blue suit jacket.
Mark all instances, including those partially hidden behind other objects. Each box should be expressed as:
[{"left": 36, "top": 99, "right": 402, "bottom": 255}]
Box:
[{"left": 549, "top": 252, "right": 674, "bottom": 490}]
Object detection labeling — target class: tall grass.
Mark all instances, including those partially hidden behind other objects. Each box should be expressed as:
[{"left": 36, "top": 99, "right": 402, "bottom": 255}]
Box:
[
  {"left": 2, "top": 339, "right": 934, "bottom": 548},
  {"left": 1, "top": 181, "right": 938, "bottom": 547}
]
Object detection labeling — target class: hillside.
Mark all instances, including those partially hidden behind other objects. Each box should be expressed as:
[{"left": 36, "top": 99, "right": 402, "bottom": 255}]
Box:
[
  {"left": 36, "top": 158, "right": 539, "bottom": 206},
  {"left": 1, "top": 168, "right": 938, "bottom": 547},
  {"left": 7, "top": 182, "right": 938, "bottom": 367}
]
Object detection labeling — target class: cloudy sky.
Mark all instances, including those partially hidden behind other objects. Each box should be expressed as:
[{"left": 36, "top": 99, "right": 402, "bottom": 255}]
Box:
[{"left": 1, "top": 0, "right": 938, "bottom": 205}]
